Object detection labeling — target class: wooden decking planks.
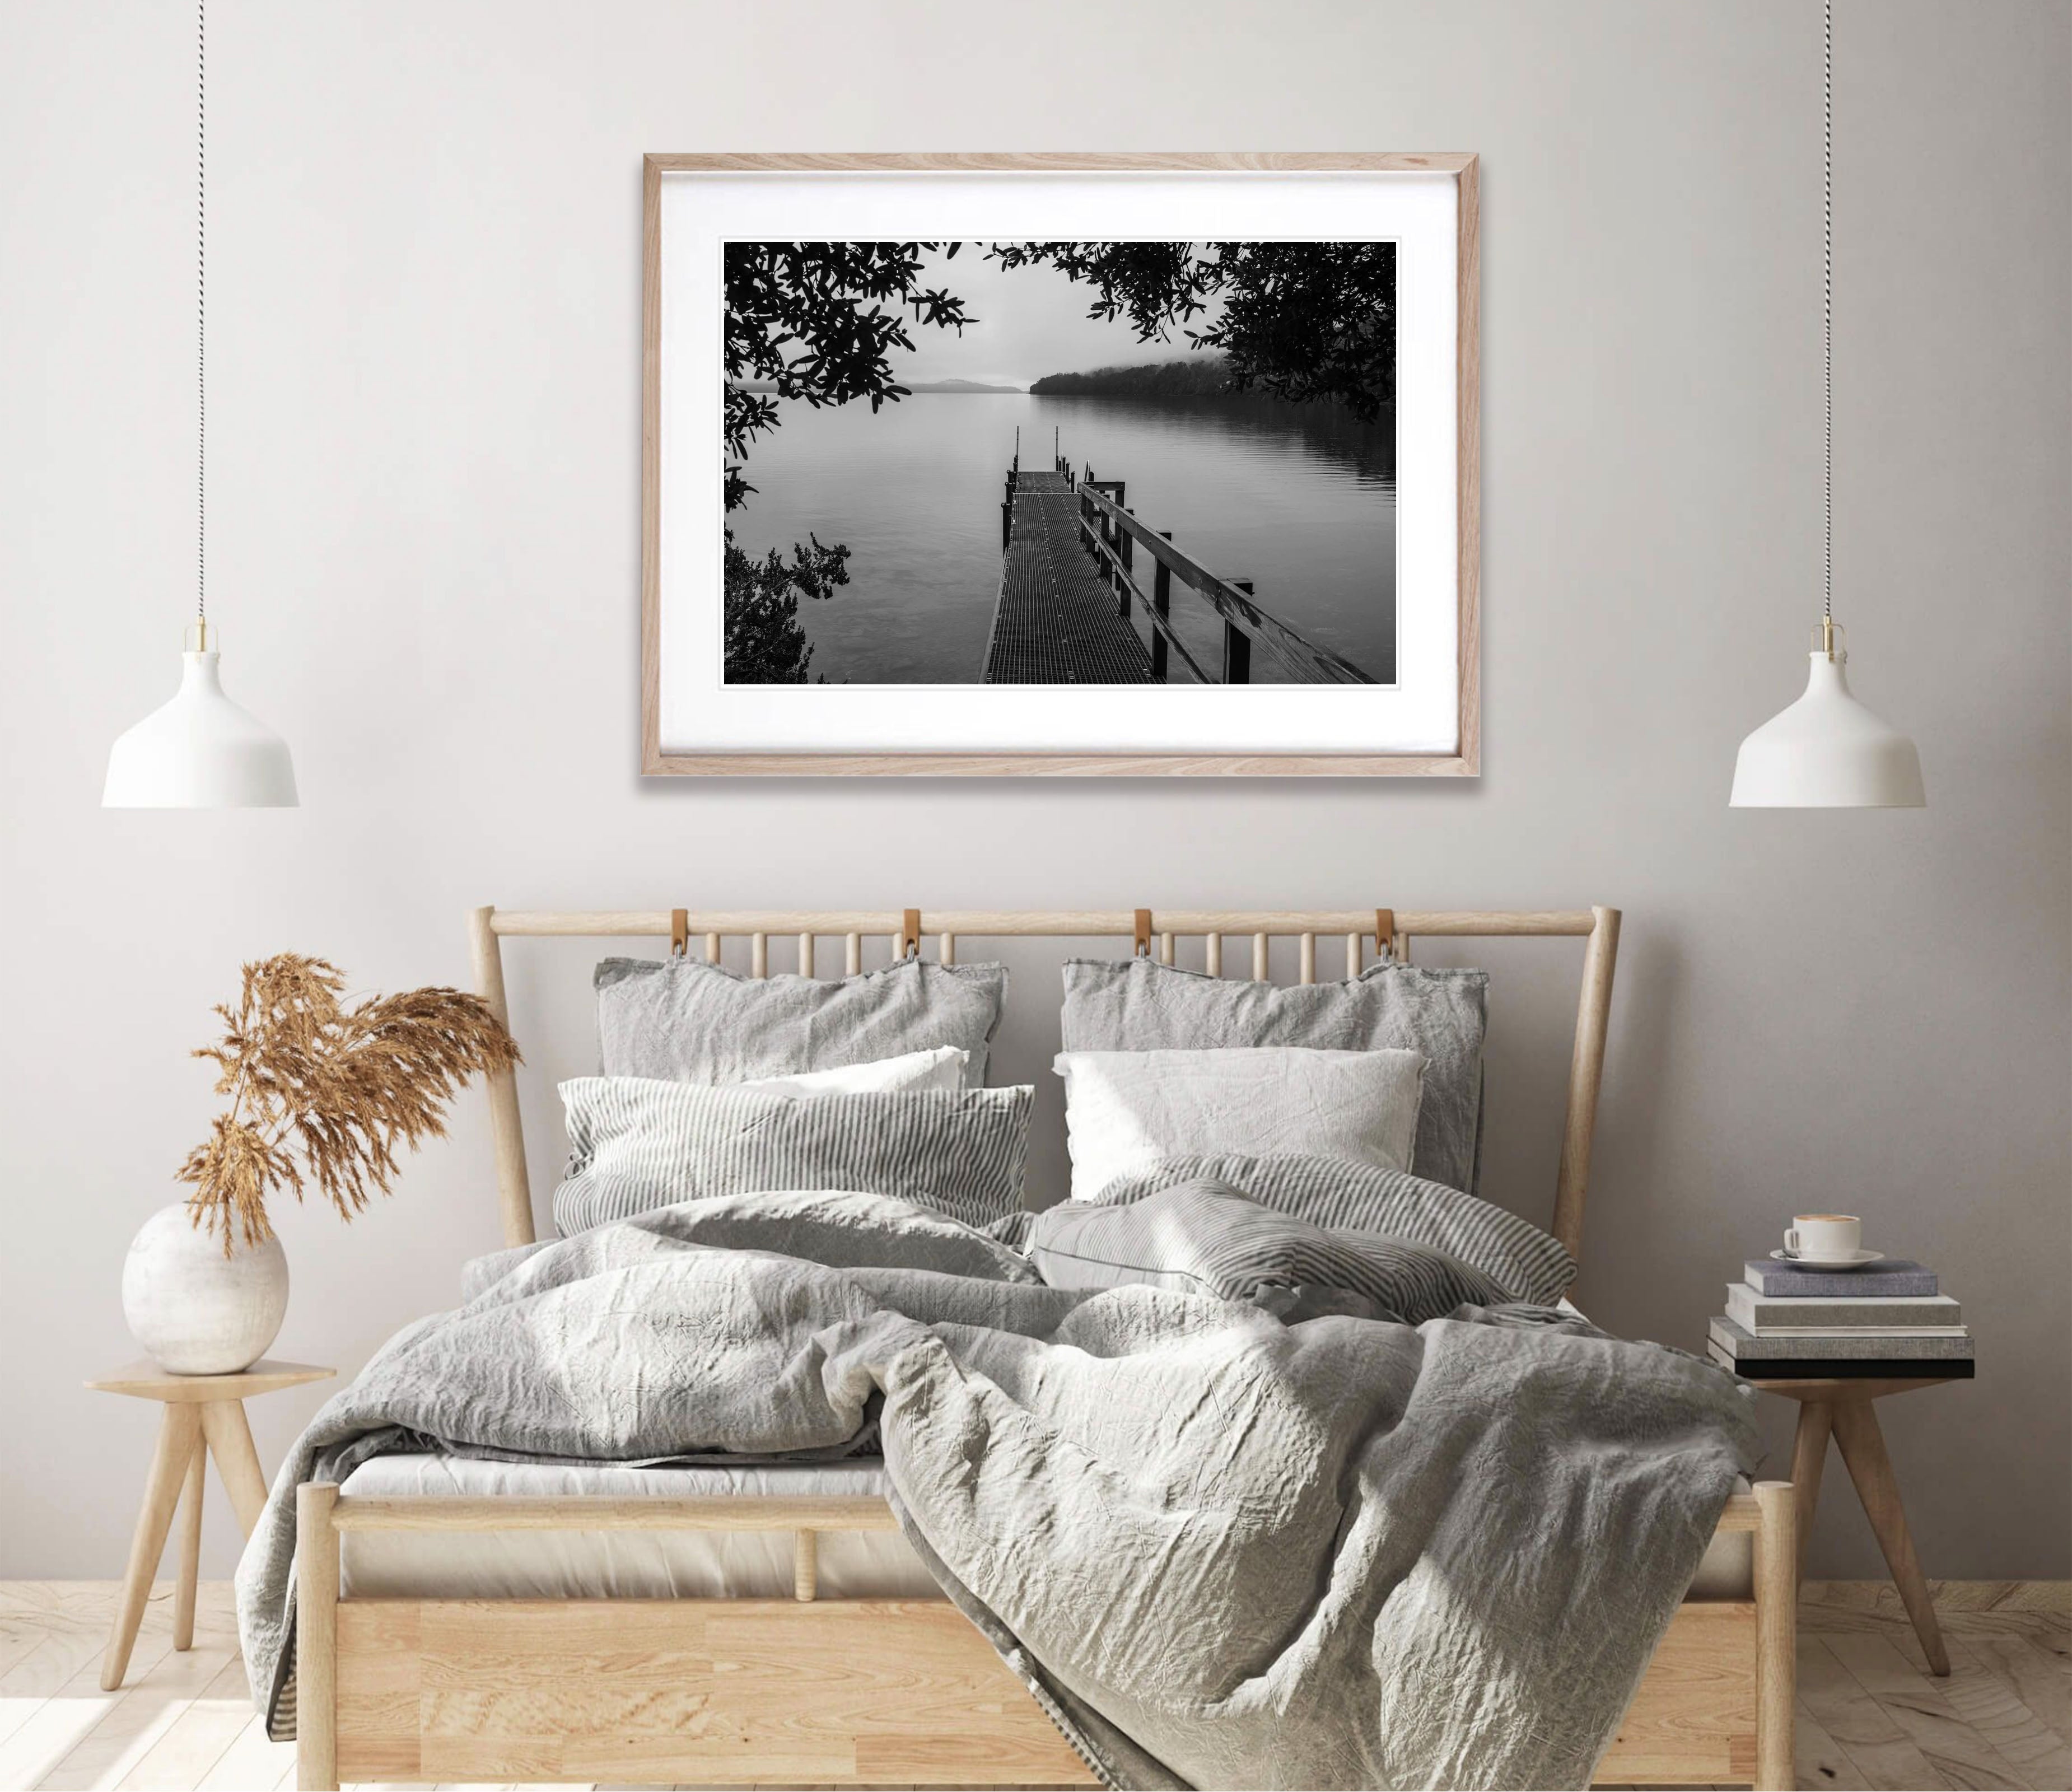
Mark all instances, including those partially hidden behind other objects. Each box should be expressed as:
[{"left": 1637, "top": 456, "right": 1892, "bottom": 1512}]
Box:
[{"left": 983, "top": 471, "right": 1153, "bottom": 684}]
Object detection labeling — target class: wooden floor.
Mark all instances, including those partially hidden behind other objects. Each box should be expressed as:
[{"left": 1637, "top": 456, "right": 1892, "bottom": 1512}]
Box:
[
  {"left": 982, "top": 472, "right": 1154, "bottom": 684},
  {"left": 1, "top": 1581, "right": 2062, "bottom": 1790}
]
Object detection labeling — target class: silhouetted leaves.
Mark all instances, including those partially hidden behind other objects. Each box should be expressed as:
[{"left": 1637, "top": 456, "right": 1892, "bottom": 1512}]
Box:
[
  {"left": 984, "top": 241, "right": 1396, "bottom": 416},
  {"left": 985, "top": 241, "right": 1219, "bottom": 342},
  {"left": 723, "top": 530, "right": 851, "bottom": 684},
  {"left": 722, "top": 241, "right": 975, "bottom": 484},
  {"left": 1191, "top": 242, "right": 1396, "bottom": 417}
]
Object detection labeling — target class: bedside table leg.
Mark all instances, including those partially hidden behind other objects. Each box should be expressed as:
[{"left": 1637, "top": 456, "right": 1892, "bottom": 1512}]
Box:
[
  {"left": 1831, "top": 1397, "right": 1951, "bottom": 1675},
  {"left": 172, "top": 1439, "right": 205, "bottom": 1651},
  {"left": 1789, "top": 1401, "right": 1832, "bottom": 1584},
  {"left": 102, "top": 1403, "right": 202, "bottom": 1690},
  {"left": 200, "top": 1398, "right": 271, "bottom": 1535}
]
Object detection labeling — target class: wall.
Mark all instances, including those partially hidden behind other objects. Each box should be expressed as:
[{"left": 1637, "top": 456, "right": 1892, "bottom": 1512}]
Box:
[{"left": 1, "top": 0, "right": 2065, "bottom": 1581}]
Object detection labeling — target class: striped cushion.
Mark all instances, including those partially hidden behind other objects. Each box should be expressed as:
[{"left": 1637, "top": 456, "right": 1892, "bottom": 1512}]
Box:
[
  {"left": 1089, "top": 1152, "right": 1575, "bottom": 1304},
  {"left": 551, "top": 1078, "right": 1032, "bottom": 1236},
  {"left": 1025, "top": 1179, "right": 1511, "bottom": 1323}
]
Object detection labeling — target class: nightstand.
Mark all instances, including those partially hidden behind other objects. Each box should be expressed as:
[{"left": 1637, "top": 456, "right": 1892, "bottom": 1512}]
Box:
[
  {"left": 1744, "top": 1372, "right": 1967, "bottom": 1675},
  {"left": 87, "top": 1357, "right": 333, "bottom": 1690}
]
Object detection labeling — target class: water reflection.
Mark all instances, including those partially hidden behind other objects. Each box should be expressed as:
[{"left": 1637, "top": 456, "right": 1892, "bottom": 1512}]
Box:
[
  {"left": 727, "top": 391, "right": 1396, "bottom": 684},
  {"left": 1046, "top": 391, "right": 1396, "bottom": 487}
]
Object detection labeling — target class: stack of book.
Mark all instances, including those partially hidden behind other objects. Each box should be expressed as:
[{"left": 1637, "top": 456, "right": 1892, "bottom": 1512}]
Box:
[{"left": 1708, "top": 1258, "right": 1974, "bottom": 1379}]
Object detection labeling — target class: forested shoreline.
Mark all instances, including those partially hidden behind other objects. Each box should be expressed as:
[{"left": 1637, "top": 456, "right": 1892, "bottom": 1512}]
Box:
[{"left": 1029, "top": 356, "right": 1234, "bottom": 398}]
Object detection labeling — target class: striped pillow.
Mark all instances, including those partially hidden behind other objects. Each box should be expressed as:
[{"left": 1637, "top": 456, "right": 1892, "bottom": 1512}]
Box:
[
  {"left": 552, "top": 1078, "right": 1032, "bottom": 1237},
  {"left": 1025, "top": 1179, "right": 1511, "bottom": 1323},
  {"left": 1089, "top": 1152, "right": 1575, "bottom": 1304}
]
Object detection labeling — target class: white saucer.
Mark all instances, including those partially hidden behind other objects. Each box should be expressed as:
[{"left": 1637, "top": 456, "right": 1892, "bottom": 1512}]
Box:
[{"left": 1771, "top": 1248, "right": 1886, "bottom": 1272}]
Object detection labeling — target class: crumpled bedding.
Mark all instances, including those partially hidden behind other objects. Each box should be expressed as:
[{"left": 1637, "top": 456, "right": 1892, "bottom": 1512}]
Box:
[{"left": 237, "top": 1183, "right": 1753, "bottom": 1790}]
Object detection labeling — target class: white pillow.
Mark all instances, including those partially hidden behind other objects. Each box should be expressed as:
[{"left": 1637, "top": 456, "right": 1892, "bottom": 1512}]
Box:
[
  {"left": 734, "top": 1044, "right": 968, "bottom": 1098},
  {"left": 1054, "top": 1047, "right": 1425, "bottom": 1203}
]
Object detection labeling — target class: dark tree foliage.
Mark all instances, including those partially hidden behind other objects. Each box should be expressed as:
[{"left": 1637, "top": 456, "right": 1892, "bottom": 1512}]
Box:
[
  {"left": 722, "top": 533, "right": 850, "bottom": 684},
  {"left": 1192, "top": 242, "right": 1396, "bottom": 416},
  {"left": 985, "top": 241, "right": 1396, "bottom": 416},
  {"left": 721, "top": 242, "right": 973, "bottom": 682},
  {"left": 722, "top": 239, "right": 1398, "bottom": 474},
  {"left": 984, "top": 241, "right": 1219, "bottom": 342},
  {"left": 722, "top": 241, "right": 973, "bottom": 487}
]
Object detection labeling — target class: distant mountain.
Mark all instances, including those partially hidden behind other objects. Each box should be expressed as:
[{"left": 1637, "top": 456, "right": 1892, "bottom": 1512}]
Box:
[
  {"left": 1028, "top": 356, "right": 1234, "bottom": 398},
  {"left": 908, "top": 377, "right": 1025, "bottom": 393},
  {"left": 729, "top": 377, "right": 1024, "bottom": 394}
]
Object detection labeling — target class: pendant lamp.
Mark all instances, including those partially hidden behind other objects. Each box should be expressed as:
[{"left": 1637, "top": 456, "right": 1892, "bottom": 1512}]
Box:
[
  {"left": 1729, "top": 0, "right": 1923, "bottom": 810},
  {"left": 104, "top": 0, "right": 297, "bottom": 810}
]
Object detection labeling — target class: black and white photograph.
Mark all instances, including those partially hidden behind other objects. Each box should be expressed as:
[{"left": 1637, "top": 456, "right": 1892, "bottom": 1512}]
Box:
[{"left": 721, "top": 240, "right": 1398, "bottom": 689}]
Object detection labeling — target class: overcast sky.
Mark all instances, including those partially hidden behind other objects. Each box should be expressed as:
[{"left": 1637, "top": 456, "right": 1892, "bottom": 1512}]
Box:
[{"left": 884, "top": 245, "right": 1222, "bottom": 388}]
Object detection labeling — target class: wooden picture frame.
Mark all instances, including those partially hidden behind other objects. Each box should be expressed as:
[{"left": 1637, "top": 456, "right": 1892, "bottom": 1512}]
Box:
[{"left": 640, "top": 153, "right": 1481, "bottom": 777}]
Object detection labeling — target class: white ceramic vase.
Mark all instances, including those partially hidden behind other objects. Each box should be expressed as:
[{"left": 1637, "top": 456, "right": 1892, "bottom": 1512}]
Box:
[{"left": 122, "top": 1203, "right": 289, "bottom": 1375}]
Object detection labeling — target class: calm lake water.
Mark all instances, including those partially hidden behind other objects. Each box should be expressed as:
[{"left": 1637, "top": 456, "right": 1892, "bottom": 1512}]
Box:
[{"left": 727, "top": 393, "right": 1396, "bottom": 684}]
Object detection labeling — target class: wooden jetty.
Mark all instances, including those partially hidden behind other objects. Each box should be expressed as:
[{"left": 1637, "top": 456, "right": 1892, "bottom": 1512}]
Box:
[{"left": 982, "top": 443, "right": 1375, "bottom": 685}]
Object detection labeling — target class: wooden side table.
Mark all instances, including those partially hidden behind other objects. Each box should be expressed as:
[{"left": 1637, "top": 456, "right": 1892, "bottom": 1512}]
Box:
[
  {"left": 1750, "top": 1373, "right": 1968, "bottom": 1676},
  {"left": 88, "top": 1357, "right": 333, "bottom": 1690}
]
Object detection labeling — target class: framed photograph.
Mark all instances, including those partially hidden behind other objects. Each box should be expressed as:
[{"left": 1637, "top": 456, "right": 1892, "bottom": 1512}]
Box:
[{"left": 641, "top": 153, "right": 1478, "bottom": 776}]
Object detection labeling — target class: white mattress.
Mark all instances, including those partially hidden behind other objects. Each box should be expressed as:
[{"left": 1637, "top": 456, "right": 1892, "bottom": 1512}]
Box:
[
  {"left": 337, "top": 1455, "right": 940, "bottom": 1600},
  {"left": 338, "top": 1450, "right": 1753, "bottom": 1602}
]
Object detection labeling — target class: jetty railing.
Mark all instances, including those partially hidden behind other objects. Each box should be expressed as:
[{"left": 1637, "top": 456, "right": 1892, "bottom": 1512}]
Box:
[
  {"left": 1000, "top": 428, "right": 1023, "bottom": 551},
  {"left": 1054, "top": 452, "right": 1374, "bottom": 686}
]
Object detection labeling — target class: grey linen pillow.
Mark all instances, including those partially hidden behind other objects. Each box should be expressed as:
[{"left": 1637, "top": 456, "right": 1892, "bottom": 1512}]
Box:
[
  {"left": 1061, "top": 956, "right": 1487, "bottom": 1194},
  {"left": 551, "top": 1078, "right": 1032, "bottom": 1236},
  {"left": 1091, "top": 1151, "right": 1574, "bottom": 1304},
  {"left": 598, "top": 956, "right": 1008, "bottom": 1088},
  {"left": 1025, "top": 1178, "right": 1512, "bottom": 1324}
]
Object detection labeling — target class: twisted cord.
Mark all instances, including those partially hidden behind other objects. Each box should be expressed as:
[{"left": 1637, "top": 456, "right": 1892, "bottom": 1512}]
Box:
[
  {"left": 1823, "top": 0, "right": 1832, "bottom": 623},
  {"left": 198, "top": 0, "right": 206, "bottom": 626}
]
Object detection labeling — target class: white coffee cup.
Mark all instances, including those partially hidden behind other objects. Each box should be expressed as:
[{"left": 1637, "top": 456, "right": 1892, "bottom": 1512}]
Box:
[{"left": 1786, "top": 1214, "right": 1862, "bottom": 1260}]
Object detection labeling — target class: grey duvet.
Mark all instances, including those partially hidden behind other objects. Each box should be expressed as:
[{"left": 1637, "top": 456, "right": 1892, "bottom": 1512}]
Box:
[{"left": 236, "top": 1186, "right": 1754, "bottom": 1790}]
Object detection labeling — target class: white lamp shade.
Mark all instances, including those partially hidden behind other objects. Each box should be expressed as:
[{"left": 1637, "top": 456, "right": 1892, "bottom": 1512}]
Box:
[
  {"left": 1729, "top": 652, "right": 1924, "bottom": 808},
  {"left": 102, "top": 651, "right": 298, "bottom": 808}
]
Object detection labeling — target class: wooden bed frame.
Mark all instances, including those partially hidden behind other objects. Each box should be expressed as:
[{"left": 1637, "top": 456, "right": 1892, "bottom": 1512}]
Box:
[{"left": 293, "top": 906, "right": 1795, "bottom": 1790}]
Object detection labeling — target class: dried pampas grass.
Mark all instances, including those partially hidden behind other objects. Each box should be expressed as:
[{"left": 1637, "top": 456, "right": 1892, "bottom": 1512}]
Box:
[{"left": 178, "top": 953, "right": 521, "bottom": 1252}]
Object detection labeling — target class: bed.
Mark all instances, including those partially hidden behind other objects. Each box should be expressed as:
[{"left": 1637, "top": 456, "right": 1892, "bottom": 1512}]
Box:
[{"left": 287, "top": 905, "right": 1795, "bottom": 1791}]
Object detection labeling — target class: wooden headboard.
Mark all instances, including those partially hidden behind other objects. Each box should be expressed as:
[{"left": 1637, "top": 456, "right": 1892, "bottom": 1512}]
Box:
[{"left": 467, "top": 906, "right": 1621, "bottom": 1259}]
